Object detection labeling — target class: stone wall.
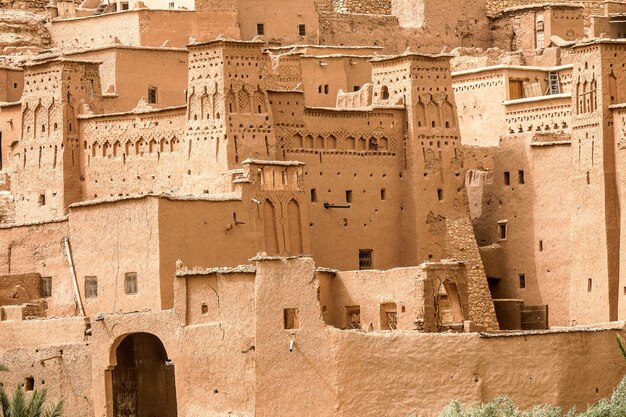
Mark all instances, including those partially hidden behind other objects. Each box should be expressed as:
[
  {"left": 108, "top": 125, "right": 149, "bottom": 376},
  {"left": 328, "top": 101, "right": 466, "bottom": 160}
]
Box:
[
  {"left": 334, "top": 0, "right": 391, "bottom": 14},
  {"left": 486, "top": 0, "right": 607, "bottom": 19}
]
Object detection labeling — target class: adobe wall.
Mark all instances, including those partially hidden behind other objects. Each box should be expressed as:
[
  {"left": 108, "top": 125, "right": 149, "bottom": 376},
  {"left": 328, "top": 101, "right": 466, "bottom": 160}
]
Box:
[
  {"left": 0, "top": 219, "right": 76, "bottom": 316},
  {"left": 486, "top": 0, "right": 607, "bottom": 20},
  {"left": 335, "top": 0, "right": 391, "bottom": 15},
  {"left": 333, "top": 325, "right": 626, "bottom": 415},
  {"left": 49, "top": 10, "right": 239, "bottom": 50},
  {"left": 68, "top": 197, "right": 163, "bottom": 315},
  {"left": 78, "top": 107, "right": 186, "bottom": 199},
  {"left": 614, "top": 106, "right": 626, "bottom": 320},
  {"left": 465, "top": 133, "right": 573, "bottom": 325},
  {"left": 67, "top": 47, "right": 188, "bottom": 113},
  {"left": 0, "top": 317, "right": 91, "bottom": 417},
  {"left": 235, "top": 0, "right": 319, "bottom": 44}
]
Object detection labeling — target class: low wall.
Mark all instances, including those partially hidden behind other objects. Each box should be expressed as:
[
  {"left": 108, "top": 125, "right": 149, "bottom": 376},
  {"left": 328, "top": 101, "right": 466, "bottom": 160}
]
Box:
[{"left": 333, "top": 324, "right": 626, "bottom": 415}]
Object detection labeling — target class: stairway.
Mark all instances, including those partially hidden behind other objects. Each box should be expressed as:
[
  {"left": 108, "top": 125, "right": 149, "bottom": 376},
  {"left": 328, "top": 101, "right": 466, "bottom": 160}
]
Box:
[{"left": 94, "top": 0, "right": 108, "bottom": 14}]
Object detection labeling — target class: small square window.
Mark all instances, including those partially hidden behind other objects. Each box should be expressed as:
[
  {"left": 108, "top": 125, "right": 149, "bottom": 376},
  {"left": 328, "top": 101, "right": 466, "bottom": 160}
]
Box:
[
  {"left": 518, "top": 170, "right": 525, "bottom": 184},
  {"left": 284, "top": 308, "right": 299, "bottom": 329},
  {"left": 168, "top": 1, "right": 174, "bottom": 8},
  {"left": 298, "top": 24, "right": 306, "bottom": 36},
  {"left": 498, "top": 222, "right": 507, "bottom": 240},
  {"left": 504, "top": 171, "right": 511, "bottom": 186},
  {"left": 353, "top": 85, "right": 360, "bottom": 92},
  {"left": 147, "top": 87, "right": 157, "bottom": 104},
  {"left": 85, "top": 276, "right": 98, "bottom": 299},
  {"left": 359, "top": 249, "right": 373, "bottom": 270},
  {"left": 120, "top": 2, "right": 129, "bottom": 9},
  {"left": 40, "top": 277, "right": 52, "bottom": 298},
  {"left": 124, "top": 272, "right": 138, "bottom": 294},
  {"left": 519, "top": 274, "right": 526, "bottom": 289},
  {"left": 25, "top": 377, "right": 34, "bottom": 391},
  {"left": 13, "top": 83, "right": 17, "bottom": 89},
  {"left": 257, "top": 23, "right": 265, "bottom": 35}
]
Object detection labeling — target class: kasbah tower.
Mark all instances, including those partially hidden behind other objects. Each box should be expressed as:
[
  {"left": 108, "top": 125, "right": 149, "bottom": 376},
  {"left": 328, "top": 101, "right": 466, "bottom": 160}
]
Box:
[{"left": 0, "top": 0, "right": 625, "bottom": 415}]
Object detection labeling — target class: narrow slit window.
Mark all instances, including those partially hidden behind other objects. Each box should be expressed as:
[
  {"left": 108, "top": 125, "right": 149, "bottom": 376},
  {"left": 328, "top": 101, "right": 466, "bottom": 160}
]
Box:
[
  {"left": 257, "top": 23, "right": 265, "bottom": 35},
  {"left": 298, "top": 24, "right": 306, "bottom": 36},
  {"left": 310, "top": 188, "right": 317, "bottom": 202},
  {"left": 518, "top": 170, "right": 525, "bottom": 184},
  {"left": 345, "top": 190, "right": 353, "bottom": 203},
  {"left": 85, "top": 276, "right": 98, "bottom": 299},
  {"left": 380, "top": 188, "right": 386, "bottom": 201},
  {"left": 519, "top": 273, "right": 526, "bottom": 289},
  {"left": 40, "top": 276, "right": 52, "bottom": 298},
  {"left": 498, "top": 222, "right": 507, "bottom": 240},
  {"left": 284, "top": 308, "right": 299, "bottom": 329},
  {"left": 588, "top": 278, "right": 593, "bottom": 293},
  {"left": 124, "top": 272, "right": 138, "bottom": 294},
  {"left": 437, "top": 189, "right": 443, "bottom": 201},
  {"left": 504, "top": 171, "right": 511, "bottom": 186},
  {"left": 147, "top": 87, "right": 157, "bottom": 104}
]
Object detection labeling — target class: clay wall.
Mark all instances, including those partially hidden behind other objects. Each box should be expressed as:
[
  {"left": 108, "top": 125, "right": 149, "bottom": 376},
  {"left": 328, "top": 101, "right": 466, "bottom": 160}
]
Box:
[
  {"left": 490, "top": 6, "right": 584, "bottom": 51},
  {"left": 486, "top": 0, "right": 607, "bottom": 20},
  {"left": 504, "top": 93, "right": 572, "bottom": 135},
  {"left": 465, "top": 133, "right": 573, "bottom": 325},
  {"left": 0, "top": 317, "right": 91, "bottom": 417},
  {"left": 0, "top": 68, "right": 23, "bottom": 103},
  {"left": 78, "top": 107, "right": 186, "bottom": 199},
  {"left": 50, "top": 10, "right": 239, "bottom": 50},
  {"left": 66, "top": 47, "right": 188, "bottom": 113},
  {"left": 300, "top": 55, "right": 372, "bottom": 108},
  {"left": 235, "top": 0, "right": 319, "bottom": 44},
  {"left": 613, "top": 106, "right": 626, "bottom": 320},
  {"left": 0, "top": 102, "right": 21, "bottom": 176},
  {"left": 324, "top": 263, "right": 469, "bottom": 331},
  {"left": 452, "top": 65, "right": 573, "bottom": 146},
  {"left": 68, "top": 198, "right": 162, "bottom": 315},
  {"left": 0, "top": 272, "right": 40, "bottom": 305},
  {"left": 273, "top": 105, "right": 405, "bottom": 271}
]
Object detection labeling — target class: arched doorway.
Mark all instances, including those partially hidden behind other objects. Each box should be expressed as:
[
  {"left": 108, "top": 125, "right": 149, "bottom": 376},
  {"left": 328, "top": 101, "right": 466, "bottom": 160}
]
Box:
[
  {"left": 437, "top": 280, "right": 463, "bottom": 329},
  {"left": 112, "top": 333, "right": 177, "bottom": 417}
]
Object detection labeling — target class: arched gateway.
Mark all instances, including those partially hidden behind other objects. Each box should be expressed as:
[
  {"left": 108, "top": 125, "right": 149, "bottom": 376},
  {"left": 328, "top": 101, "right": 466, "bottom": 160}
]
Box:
[{"left": 112, "top": 333, "right": 178, "bottom": 417}]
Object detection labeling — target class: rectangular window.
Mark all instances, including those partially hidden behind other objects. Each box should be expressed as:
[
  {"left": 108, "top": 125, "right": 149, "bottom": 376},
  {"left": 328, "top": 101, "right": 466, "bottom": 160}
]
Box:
[
  {"left": 85, "top": 276, "right": 98, "bottom": 299},
  {"left": 437, "top": 189, "right": 444, "bottom": 201},
  {"left": 518, "top": 170, "right": 525, "bottom": 184},
  {"left": 380, "top": 188, "right": 386, "bottom": 201},
  {"left": 345, "top": 306, "right": 360, "bottom": 329},
  {"left": 40, "top": 276, "right": 52, "bottom": 298},
  {"left": 324, "top": 84, "right": 329, "bottom": 95},
  {"left": 257, "top": 23, "right": 265, "bottom": 35},
  {"left": 588, "top": 278, "right": 593, "bottom": 293},
  {"left": 504, "top": 171, "right": 511, "bottom": 186},
  {"left": 539, "top": 240, "right": 543, "bottom": 252},
  {"left": 380, "top": 302, "right": 398, "bottom": 330},
  {"left": 298, "top": 24, "right": 306, "bottom": 36},
  {"left": 120, "top": 2, "right": 129, "bottom": 9},
  {"left": 353, "top": 86, "right": 360, "bottom": 92},
  {"left": 124, "top": 272, "right": 138, "bottom": 294},
  {"left": 519, "top": 273, "right": 526, "bottom": 289},
  {"left": 359, "top": 249, "right": 373, "bottom": 270},
  {"left": 284, "top": 308, "right": 299, "bottom": 329},
  {"left": 345, "top": 190, "right": 353, "bottom": 203},
  {"left": 498, "top": 222, "right": 507, "bottom": 240},
  {"left": 310, "top": 188, "right": 317, "bottom": 202},
  {"left": 147, "top": 87, "right": 157, "bottom": 104},
  {"left": 168, "top": 1, "right": 174, "bottom": 8}
]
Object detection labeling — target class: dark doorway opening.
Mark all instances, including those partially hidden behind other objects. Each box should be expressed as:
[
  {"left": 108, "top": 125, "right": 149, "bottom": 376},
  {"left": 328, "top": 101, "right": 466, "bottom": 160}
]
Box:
[{"left": 112, "top": 333, "right": 177, "bottom": 417}]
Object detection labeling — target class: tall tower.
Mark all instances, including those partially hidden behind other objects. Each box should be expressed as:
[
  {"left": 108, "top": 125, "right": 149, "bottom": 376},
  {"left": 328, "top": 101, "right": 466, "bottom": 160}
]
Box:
[
  {"left": 11, "top": 58, "right": 103, "bottom": 223},
  {"left": 570, "top": 40, "right": 625, "bottom": 324},
  {"left": 183, "top": 39, "right": 277, "bottom": 194},
  {"left": 370, "top": 53, "right": 498, "bottom": 329}
]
